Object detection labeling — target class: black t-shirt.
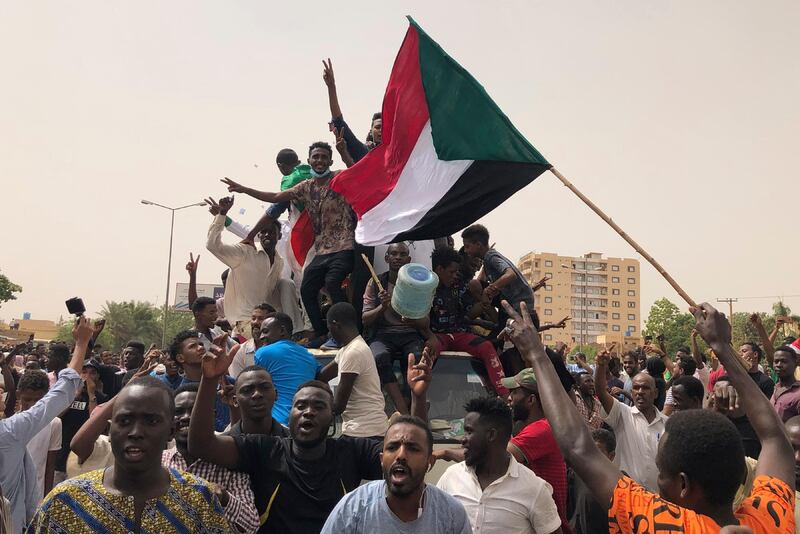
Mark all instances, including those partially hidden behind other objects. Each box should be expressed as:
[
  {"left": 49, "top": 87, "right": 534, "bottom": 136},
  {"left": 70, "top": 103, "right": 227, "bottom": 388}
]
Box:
[
  {"left": 749, "top": 370, "right": 775, "bottom": 399},
  {"left": 234, "top": 435, "right": 382, "bottom": 534},
  {"left": 56, "top": 389, "right": 109, "bottom": 471},
  {"left": 730, "top": 415, "right": 762, "bottom": 459},
  {"left": 430, "top": 283, "right": 473, "bottom": 334},
  {"left": 224, "top": 419, "right": 288, "bottom": 438},
  {"left": 567, "top": 467, "right": 608, "bottom": 534},
  {"left": 482, "top": 249, "right": 534, "bottom": 312}
]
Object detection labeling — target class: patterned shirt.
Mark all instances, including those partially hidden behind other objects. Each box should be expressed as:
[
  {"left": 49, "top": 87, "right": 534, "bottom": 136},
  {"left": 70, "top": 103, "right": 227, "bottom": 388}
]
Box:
[
  {"left": 573, "top": 390, "right": 603, "bottom": 430},
  {"left": 26, "top": 468, "right": 231, "bottom": 534},
  {"left": 286, "top": 176, "right": 356, "bottom": 255},
  {"left": 162, "top": 448, "right": 258, "bottom": 533}
]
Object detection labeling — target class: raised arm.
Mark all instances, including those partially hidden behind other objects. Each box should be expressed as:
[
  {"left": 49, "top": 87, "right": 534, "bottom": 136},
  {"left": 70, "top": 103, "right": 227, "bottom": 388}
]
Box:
[
  {"left": 221, "top": 178, "right": 292, "bottom": 205},
  {"left": 323, "top": 58, "right": 343, "bottom": 120},
  {"left": 186, "top": 253, "right": 199, "bottom": 308},
  {"left": 690, "top": 329, "right": 705, "bottom": 370},
  {"left": 694, "top": 303, "right": 794, "bottom": 488},
  {"left": 334, "top": 127, "right": 355, "bottom": 168},
  {"left": 749, "top": 313, "right": 775, "bottom": 368},
  {"left": 1, "top": 357, "right": 16, "bottom": 418},
  {"left": 187, "top": 340, "right": 241, "bottom": 469},
  {"left": 504, "top": 301, "right": 621, "bottom": 507},
  {"left": 408, "top": 349, "right": 433, "bottom": 423},
  {"left": 593, "top": 351, "right": 616, "bottom": 414},
  {"left": 71, "top": 397, "right": 115, "bottom": 463}
]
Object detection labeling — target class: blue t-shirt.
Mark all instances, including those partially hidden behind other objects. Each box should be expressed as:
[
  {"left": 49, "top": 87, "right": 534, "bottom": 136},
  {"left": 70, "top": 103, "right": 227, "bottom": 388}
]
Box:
[
  {"left": 255, "top": 340, "right": 321, "bottom": 425},
  {"left": 321, "top": 480, "right": 471, "bottom": 534}
]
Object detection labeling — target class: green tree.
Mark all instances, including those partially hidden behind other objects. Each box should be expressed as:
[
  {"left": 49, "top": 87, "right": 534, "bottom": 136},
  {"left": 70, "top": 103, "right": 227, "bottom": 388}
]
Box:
[
  {"left": 643, "top": 298, "right": 695, "bottom": 356},
  {"left": 0, "top": 273, "right": 22, "bottom": 307}
]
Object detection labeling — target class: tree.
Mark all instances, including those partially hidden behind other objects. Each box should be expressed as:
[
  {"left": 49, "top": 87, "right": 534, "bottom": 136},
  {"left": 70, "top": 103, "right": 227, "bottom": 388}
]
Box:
[
  {"left": 643, "top": 298, "right": 695, "bottom": 356},
  {"left": 0, "top": 273, "right": 22, "bottom": 307}
]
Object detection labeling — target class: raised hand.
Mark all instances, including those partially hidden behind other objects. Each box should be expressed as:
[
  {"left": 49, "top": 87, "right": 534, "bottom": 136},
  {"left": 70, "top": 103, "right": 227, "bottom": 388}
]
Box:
[
  {"left": 334, "top": 126, "right": 347, "bottom": 153},
  {"left": 220, "top": 177, "right": 246, "bottom": 194},
  {"left": 691, "top": 303, "right": 731, "bottom": 348},
  {"left": 595, "top": 349, "right": 611, "bottom": 368},
  {"left": 205, "top": 196, "right": 233, "bottom": 216},
  {"left": 202, "top": 344, "right": 235, "bottom": 380},
  {"left": 407, "top": 347, "right": 434, "bottom": 398},
  {"left": 554, "top": 316, "right": 571, "bottom": 329},
  {"left": 72, "top": 317, "right": 94, "bottom": 347},
  {"left": 186, "top": 253, "right": 200, "bottom": 275},
  {"left": 218, "top": 376, "right": 236, "bottom": 408},
  {"left": 748, "top": 312, "right": 762, "bottom": 325},
  {"left": 211, "top": 332, "right": 229, "bottom": 349},
  {"left": 322, "top": 58, "right": 335, "bottom": 88},
  {"left": 500, "top": 300, "right": 543, "bottom": 358},
  {"left": 92, "top": 318, "right": 106, "bottom": 338}
]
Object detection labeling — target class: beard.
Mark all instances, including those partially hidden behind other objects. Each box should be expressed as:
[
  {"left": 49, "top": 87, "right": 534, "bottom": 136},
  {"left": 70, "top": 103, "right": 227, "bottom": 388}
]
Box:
[{"left": 511, "top": 402, "right": 529, "bottom": 422}]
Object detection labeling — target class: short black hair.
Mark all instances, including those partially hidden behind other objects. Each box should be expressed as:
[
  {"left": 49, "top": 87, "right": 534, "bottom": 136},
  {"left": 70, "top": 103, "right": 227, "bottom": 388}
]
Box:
[
  {"left": 254, "top": 303, "right": 276, "bottom": 314},
  {"left": 240, "top": 364, "right": 268, "bottom": 375},
  {"left": 221, "top": 269, "right": 229, "bottom": 283},
  {"left": 774, "top": 346, "right": 797, "bottom": 362},
  {"left": 175, "top": 382, "right": 200, "bottom": 397},
  {"left": 18, "top": 369, "right": 49, "bottom": 393},
  {"left": 645, "top": 356, "right": 666, "bottom": 377},
  {"left": 308, "top": 141, "right": 333, "bottom": 157},
  {"left": 677, "top": 357, "right": 697, "bottom": 377},
  {"left": 371, "top": 112, "right": 382, "bottom": 122},
  {"left": 464, "top": 396, "right": 512, "bottom": 441},
  {"left": 125, "top": 341, "right": 145, "bottom": 357},
  {"left": 676, "top": 346, "right": 691, "bottom": 355},
  {"left": 125, "top": 375, "right": 176, "bottom": 416},
  {"left": 672, "top": 376, "right": 705, "bottom": 403},
  {"left": 388, "top": 415, "right": 434, "bottom": 454},
  {"left": 169, "top": 330, "right": 199, "bottom": 359},
  {"left": 742, "top": 341, "right": 764, "bottom": 360},
  {"left": 461, "top": 224, "right": 490, "bottom": 246},
  {"left": 660, "top": 410, "right": 745, "bottom": 506},
  {"left": 326, "top": 302, "right": 357, "bottom": 328},
  {"left": 296, "top": 379, "right": 334, "bottom": 403},
  {"left": 276, "top": 148, "right": 299, "bottom": 165},
  {"left": 191, "top": 296, "right": 216, "bottom": 316},
  {"left": 591, "top": 428, "right": 616, "bottom": 454},
  {"left": 48, "top": 343, "right": 71, "bottom": 364},
  {"left": 264, "top": 312, "right": 293, "bottom": 336},
  {"left": 431, "top": 247, "right": 462, "bottom": 271}
]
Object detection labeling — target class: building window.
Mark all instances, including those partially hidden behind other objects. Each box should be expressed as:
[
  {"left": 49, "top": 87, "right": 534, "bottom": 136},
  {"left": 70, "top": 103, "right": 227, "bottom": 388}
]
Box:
[
  {"left": 612, "top": 301, "right": 620, "bottom": 308},
  {"left": 628, "top": 314, "right": 636, "bottom": 321},
  {"left": 535, "top": 262, "right": 539, "bottom": 268},
  {"left": 612, "top": 277, "right": 619, "bottom": 283},
  {"left": 545, "top": 272, "right": 553, "bottom": 278},
  {"left": 544, "top": 334, "right": 553, "bottom": 341},
  {"left": 611, "top": 265, "right": 620, "bottom": 271},
  {"left": 612, "top": 325, "right": 621, "bottom": 332},
  {"left": 627, "top": 290, "right": 635, "bottom": 296},
  {"left": 627, "top": 278, "right": 635, "bottom": 284},
  {"left": 544, "top": 309, "right": 553, "bottom": 316},
  {"left": 628, "top": 302, "right": 636, "bottom": 308},
  {"left": 627, "top": 265, "right": 635, "bottom": 272},
  {"left": 545, "top": 285, "right": 552, "bottom": 291},
  {"left": 612, "top": 289, "right": 620, "bottom": 295},
  {"left": 628, "top": 326, "right": 637, "bottom": 333},
  {"left": 545, "top": 260, "right": 553, "bottom": 267},
  {"left": 612, "top": 313, "right": 620, "bottom": 319},
  {"left": 544, "top": 297, "right": 552, "bottom": 303}
]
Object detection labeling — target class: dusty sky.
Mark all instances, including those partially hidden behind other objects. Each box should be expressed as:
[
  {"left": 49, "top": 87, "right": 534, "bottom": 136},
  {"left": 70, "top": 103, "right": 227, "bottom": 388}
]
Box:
[{"left": 2, "top": 1, "right": 798, "bottom": 324}]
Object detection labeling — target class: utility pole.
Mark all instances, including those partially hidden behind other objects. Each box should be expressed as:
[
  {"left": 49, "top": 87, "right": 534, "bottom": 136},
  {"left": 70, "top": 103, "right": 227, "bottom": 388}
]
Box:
[{"left": 716, "top": 297, "right": 738, "bottom": 326}]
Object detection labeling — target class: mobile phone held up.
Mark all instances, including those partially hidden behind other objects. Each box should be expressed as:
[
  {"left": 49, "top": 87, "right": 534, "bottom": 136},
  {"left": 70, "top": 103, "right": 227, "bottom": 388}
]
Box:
[{"left": 65, "top": 297, "right": 86, "bottom": 317}]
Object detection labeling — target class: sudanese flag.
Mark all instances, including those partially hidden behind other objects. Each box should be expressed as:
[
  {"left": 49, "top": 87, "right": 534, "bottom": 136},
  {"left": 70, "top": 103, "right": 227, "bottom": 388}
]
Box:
[{"left": 331, "top": 17, "right": 551, "bottom": 246}]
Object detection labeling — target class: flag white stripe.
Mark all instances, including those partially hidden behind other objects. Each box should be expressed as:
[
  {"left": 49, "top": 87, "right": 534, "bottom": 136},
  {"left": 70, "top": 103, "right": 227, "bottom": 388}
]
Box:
[{"left": 356, "top": 120, "right": 473, "bottom": 245}]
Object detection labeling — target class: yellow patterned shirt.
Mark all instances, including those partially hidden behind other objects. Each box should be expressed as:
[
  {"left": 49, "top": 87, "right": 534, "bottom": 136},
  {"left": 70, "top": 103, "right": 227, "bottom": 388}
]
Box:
[{"left": 25, "top": 468, "right": 232, "bottom": 533}]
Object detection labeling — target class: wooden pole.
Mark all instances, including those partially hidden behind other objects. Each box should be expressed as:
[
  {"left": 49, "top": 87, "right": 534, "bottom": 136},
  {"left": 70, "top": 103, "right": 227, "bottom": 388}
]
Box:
[
  {"left": 360, "top": 253, "right": 385, "bottom": 293},
  {"left": 550, "top": 167, "right": 697, "bottom": 308}
]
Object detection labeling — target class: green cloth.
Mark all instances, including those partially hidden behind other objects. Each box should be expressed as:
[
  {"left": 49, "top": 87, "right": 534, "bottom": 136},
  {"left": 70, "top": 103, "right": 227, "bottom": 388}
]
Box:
[{"left": 281, "top": 164, "right": 312, "bottom": 211}]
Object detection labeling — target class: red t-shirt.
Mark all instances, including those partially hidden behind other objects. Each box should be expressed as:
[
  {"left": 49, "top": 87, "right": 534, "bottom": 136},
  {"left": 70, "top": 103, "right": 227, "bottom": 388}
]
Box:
[
  {"left": 511, "top": 419, "right": 571, "bottom": 533},
  {"left": 708, "top": 365, "right": 727, "bottom": 392}
]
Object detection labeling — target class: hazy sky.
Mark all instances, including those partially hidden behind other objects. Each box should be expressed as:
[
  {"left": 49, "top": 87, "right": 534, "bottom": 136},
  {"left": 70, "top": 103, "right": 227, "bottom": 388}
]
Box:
[{"left": 2, "top": 1, "right": 798, "bottom": 324}]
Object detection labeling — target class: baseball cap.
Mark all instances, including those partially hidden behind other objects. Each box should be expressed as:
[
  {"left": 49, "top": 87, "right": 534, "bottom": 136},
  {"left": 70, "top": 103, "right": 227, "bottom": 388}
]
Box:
[{"left": 500, "top": 368, "right": 537, "bottom": 391}]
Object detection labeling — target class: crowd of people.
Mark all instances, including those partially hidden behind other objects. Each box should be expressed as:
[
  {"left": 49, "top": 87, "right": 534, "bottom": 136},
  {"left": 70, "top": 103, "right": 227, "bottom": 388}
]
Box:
[{"left": 1, "top": 58, "right": 798, "bottom": 534}]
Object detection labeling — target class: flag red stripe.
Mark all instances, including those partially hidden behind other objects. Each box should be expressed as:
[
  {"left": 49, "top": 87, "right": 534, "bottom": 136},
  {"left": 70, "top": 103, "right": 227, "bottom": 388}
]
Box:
[
  {"left": 289, "top": 210, "right": 314, "bottom": 266},
  {"left": 330, "top": 26, "right": 430, "bottom": 217}
]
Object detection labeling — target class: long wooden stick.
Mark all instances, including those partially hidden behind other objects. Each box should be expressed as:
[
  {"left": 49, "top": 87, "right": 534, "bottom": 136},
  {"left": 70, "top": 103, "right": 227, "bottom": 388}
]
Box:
[
  {"left": 361, "top": 253, "right": 385, "bottom": 292},
  {"left": 550, "top": 167, "right": 697, "bottom": 308}
]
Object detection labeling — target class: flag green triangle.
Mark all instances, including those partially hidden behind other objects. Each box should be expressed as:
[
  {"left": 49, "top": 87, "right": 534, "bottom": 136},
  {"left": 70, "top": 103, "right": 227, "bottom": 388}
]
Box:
[{"left": 407, "top": 17, "right": 550, "bottom": 166}]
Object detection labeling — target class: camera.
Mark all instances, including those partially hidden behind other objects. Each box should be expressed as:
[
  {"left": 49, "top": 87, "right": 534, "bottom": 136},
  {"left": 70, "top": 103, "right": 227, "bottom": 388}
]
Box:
[{"left": 65, "top": 297, "right": 86, "bottom": 317}]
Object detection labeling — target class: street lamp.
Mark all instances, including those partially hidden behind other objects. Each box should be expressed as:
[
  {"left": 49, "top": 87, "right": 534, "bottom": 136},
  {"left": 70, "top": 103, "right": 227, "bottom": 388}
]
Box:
[{"left": 141, "top": 199, "right": 206, "bottom": 347}]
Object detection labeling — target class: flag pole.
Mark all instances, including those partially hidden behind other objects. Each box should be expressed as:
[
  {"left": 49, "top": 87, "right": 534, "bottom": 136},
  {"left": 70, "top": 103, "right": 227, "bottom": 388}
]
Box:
[{"left": 549, "top": 167, "right": 697, "bottom": 308}]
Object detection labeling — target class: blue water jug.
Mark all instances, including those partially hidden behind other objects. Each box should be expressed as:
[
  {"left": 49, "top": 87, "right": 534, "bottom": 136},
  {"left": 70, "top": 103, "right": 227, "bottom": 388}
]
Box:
[{"left": 391, "top": 263, "right": 439, "bottom": 320}]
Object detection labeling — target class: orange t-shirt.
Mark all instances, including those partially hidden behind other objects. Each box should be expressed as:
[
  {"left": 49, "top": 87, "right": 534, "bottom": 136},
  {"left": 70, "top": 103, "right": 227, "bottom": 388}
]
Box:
[{"left": 608, "top": 475, "right": 796, "bottom": 533}]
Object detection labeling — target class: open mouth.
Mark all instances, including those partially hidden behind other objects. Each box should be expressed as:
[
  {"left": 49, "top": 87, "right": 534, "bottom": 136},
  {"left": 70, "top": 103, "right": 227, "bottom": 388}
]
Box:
[
  {"left": 298, "top": 420, "right": 316, "bottom": 433},
  {"left": 390, "top": 464, "right": 411, "bottom": 484},
  {"left": 124, "top": 446, "right": 145, "bottom": 461}
]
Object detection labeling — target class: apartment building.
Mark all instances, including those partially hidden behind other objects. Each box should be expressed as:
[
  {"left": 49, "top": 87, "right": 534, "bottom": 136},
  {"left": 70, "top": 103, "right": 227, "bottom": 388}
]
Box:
[{"left": 517, "top": 252, "right": 642, "bottom": 350}]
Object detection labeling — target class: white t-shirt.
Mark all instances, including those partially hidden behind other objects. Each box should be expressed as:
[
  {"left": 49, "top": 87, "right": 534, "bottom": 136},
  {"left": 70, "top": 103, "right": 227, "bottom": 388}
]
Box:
[
  {"left": 26, "top": 417, "right": 62, "bottom": 500},
  {"left": 437, "top": 456, "right": 561, "bottom": 534},
  {"left": 335, "top": 336, "right": 389, "bottom": 438},
  {"left": 66, "top": 434, "right": 115, "bottom": 479}
]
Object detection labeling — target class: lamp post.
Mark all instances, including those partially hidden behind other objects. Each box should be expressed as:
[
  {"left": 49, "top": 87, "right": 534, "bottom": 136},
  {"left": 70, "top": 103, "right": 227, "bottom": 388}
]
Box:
[{"left": 141, "top": 200, "right": 206, "bottom": 347}]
